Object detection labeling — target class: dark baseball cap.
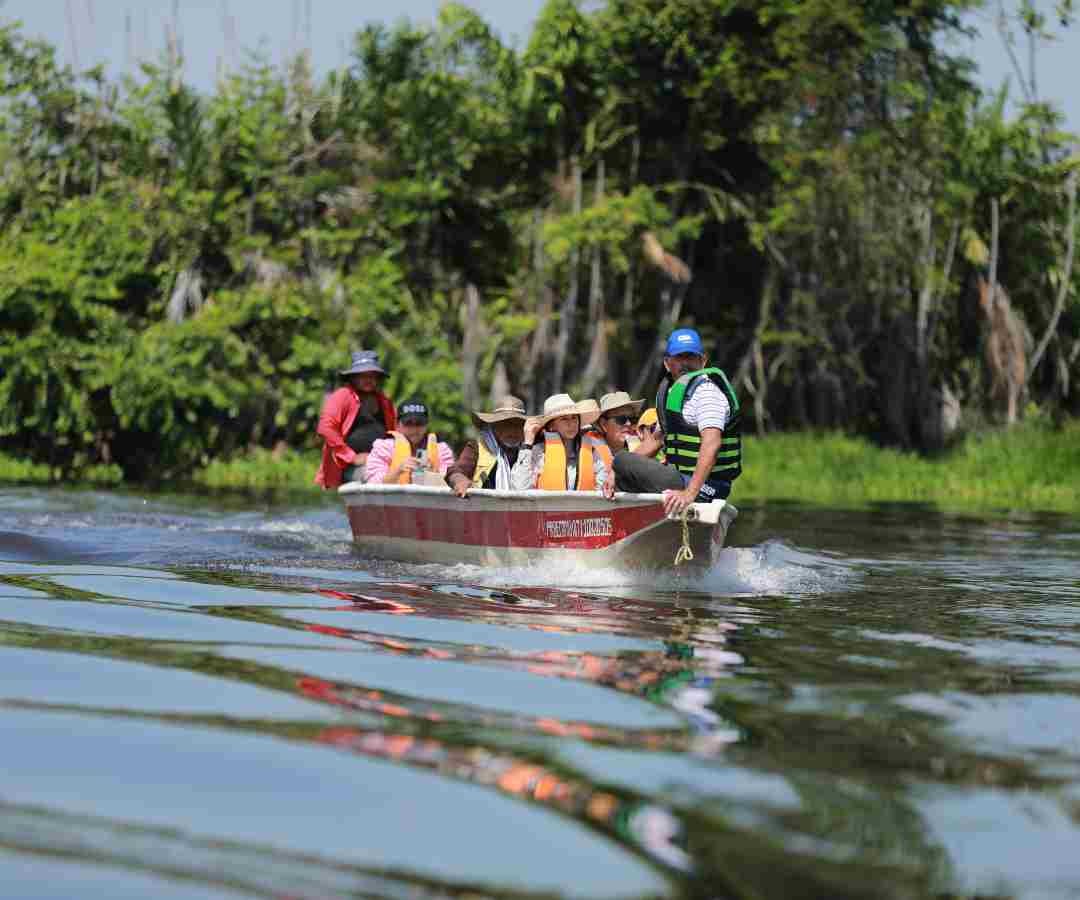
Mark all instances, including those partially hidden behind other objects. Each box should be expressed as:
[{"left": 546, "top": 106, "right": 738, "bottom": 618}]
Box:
[{"left": 397, "top": 399, "right": 429, "bottom": 423}]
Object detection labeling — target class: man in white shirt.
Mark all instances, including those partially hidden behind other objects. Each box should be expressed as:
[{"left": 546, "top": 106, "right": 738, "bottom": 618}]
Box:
[{"left": 612, "top": 327, "right": 741, "bottom": 515}]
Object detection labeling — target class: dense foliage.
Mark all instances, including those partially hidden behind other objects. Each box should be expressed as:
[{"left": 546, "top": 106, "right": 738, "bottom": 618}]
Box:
[{"left": 1, "top": 1, "right": 1077, "bottom": 480}]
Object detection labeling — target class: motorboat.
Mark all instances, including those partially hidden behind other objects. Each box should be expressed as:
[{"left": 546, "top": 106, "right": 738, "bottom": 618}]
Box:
[{"left": 339, "top": 482, "right": 738, "bottom": 570}]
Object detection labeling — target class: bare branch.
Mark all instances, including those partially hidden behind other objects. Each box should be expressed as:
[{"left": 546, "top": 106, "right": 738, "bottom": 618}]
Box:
[{"left": 996, "top": 0, "right": 1037, "bottom": 102}]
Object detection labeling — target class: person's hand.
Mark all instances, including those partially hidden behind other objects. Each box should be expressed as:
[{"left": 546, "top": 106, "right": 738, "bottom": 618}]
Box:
[
  {"left": 523, "top": 418, "right": 542, "bottom": 445},
  {"left": 602, "top": 478, "right": 615, "bottom": 500},
  {"left": 662, "top": 487, "right": 695, "bottom": 517},
  {"left": 355, "top": 452, "right": 369, "bottom": 464},
  {"left": 450, "top": 476, "right": 470, "bottom": 498},
  {"left": 389, "top": 456, "right": 419, "bottom": 481},
  {"left": 632, "top": 427, "right": 662, "bottom": 457}
]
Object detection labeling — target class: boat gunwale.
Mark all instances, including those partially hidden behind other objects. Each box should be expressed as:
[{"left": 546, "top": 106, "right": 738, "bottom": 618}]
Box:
[{"left": 339, "top": 482, "right": 735, "bottom": 521}]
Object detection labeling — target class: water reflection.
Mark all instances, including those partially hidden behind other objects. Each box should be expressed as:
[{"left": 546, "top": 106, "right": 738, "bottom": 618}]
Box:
[
  {"left": 316, "top": 724, "right": 694, "bottom": 874},
  {"left": 3, "top": 493, "right": 1080, "bottom": 897}
]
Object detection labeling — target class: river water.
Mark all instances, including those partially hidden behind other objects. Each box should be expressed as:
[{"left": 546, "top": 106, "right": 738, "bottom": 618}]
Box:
[{"left": 1, "top": 486, "right": 1079, "bottom": 899}]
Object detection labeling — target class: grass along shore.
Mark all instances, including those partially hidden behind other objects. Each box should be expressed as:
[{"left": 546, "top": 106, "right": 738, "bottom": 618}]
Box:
[
  {"left": 2, "top": 420, "right": 1078, "bottom": 512},
  {"left": 736, "top": 420, "right": 1080, "bottom": 512}
]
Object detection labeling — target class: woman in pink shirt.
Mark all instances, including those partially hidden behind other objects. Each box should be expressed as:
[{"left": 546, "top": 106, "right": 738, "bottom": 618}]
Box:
[{"left": 365, "top": 399, "right": 455, "bottom": 484}]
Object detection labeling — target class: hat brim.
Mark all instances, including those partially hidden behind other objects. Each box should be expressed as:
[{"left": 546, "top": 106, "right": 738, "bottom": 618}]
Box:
[
  {"left": 528, "top": 400, "right": 601, "bottom": 432},
  {"left": 600, "top": 399, "right": 645, "bottom": 417},
  {"left": 472, "top": 410, "right": 527, "bottom": 428},
  {"left": 340, "top": 366, "right": 386, "bottom": 377}
]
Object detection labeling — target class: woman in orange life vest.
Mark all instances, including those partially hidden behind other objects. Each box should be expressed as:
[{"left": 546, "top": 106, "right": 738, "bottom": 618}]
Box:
[
  {"left": 513, "top": 393, "right": 608, "bottom": 492},
  {"left": 364, "top": 399, "right": 455, "bottom": 484}
]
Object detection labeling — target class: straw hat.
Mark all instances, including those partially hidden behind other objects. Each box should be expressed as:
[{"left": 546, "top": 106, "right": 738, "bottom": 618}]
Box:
[
  {"left": 472, "top": 395, "right": 528, "bottom": 428},
  {"left": 598, "top": 391, "right": 645, "bottom": 417},
  {"left": 528, "top": 393, "right": 601, "bottom": 431}
]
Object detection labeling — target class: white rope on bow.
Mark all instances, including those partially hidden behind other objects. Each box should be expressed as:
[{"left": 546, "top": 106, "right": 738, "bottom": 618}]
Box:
[{"left": 673, "top": 506, "right": 694, "bottom": 567}]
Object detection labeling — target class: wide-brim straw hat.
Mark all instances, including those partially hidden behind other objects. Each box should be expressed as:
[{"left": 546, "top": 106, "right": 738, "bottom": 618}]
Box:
[
  {"left": 598, "top": 391, "right": 645, "bottom": 417},
  {"left": 472, "top": 395, "right": 528, "bottom": 428},
  {"left": 528, "top": 393, "right": 601, "bottom": 431}
]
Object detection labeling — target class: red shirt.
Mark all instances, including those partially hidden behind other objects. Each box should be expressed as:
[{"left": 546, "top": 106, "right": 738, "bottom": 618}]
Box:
[{"left": 314, "top": 385, "right": 397, "bottom": 489}]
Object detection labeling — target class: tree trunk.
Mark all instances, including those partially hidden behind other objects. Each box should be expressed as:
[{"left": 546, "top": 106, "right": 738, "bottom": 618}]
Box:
[
  {"left": 553, "top": 156, "right": 583, "bottom": 392},
  {"left": 523, "top": 208, "right": 551, "bottom": 410},
  {"left": 915, "top": 206, "right": 935, "bottom": 370},
  {"left": 1027, "top": 169, "right": 1077, "bottom": 381},
  {"left": 461, "top": 283, "right": 482, "bottom": 414},
  {"left": 579, "top": 159, "right": 607, "bottom": 394},
  {"left": 630, "top": 242, "right": 695, "bottom": 398}
]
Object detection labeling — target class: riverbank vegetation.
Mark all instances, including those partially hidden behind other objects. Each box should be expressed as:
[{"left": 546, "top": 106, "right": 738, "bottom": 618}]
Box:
[
  {"left": 738, "top": 418, "right": 1080, "bottom": 513},
  {"left": 2, "top": 2, "right": 1078, "bottom": 485}
]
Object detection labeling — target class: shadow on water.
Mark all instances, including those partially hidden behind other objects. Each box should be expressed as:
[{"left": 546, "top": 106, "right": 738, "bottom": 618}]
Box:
[{"left": 2, "top": 487, "right": 1080, "bottom": 897}]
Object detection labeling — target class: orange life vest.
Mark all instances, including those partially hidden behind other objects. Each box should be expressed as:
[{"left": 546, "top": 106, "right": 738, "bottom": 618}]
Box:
[
  {"left": 537, "top": 432, "right": 605, "bottom": 490},
  {"left": 576, "top": 433, "right": 612, "bottom": 491},
  {"left": 389, "top": 431, "right": 440, "bottom": 484}
]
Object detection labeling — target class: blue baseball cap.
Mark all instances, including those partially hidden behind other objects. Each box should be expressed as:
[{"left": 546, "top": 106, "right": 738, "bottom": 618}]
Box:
[{"left": 665, "top": 328, "right": 704, "bottom": 356}]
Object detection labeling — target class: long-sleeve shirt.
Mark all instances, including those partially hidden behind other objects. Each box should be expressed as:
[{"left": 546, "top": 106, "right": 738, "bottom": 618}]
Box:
[
  {"left": 314, "top": 386, "right": 396, "bottom": 489},
  {"left": 444, "top": 438, "right": 521, "bottom": 490},
  {"left": 364, "top": 435, "right": 455, "bottom": 484},
  {"left": 510, "top": 440, "right": 608, "bottom": 493}
]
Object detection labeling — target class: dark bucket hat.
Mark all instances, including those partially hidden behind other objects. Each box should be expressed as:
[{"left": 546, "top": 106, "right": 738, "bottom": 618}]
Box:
[{"left": 340, "top": 350, "right": 387, "bottom": 377}]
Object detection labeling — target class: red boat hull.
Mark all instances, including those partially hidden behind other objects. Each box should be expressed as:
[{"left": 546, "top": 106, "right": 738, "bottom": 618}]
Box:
[{"left": 341, "top": 484, "right": 737, "bottom": 570}]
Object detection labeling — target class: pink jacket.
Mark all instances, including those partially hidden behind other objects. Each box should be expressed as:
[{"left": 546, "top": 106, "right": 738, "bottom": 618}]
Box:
[{"left": 364, "top": 435, "right": 455, "bottom": 483}]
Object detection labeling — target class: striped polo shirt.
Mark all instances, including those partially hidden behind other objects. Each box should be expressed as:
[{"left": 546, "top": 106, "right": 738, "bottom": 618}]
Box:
[{"left": 682, "top": 378, "right": 730, "bottom": 432}]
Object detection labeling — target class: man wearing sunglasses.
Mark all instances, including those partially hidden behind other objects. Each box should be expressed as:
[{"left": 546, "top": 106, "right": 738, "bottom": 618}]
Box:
[
  {"left": 586, "top": 391, "right": 645, "bottom": 498},
  {"left": 595, "top": 393, "right": 644, "bottom": 453}
]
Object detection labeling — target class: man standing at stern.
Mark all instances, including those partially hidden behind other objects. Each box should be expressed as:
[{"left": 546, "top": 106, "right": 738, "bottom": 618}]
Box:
[
  {"left": 613, "top": 328, "right": 741, "bottom": 515},
  {"left": 314, "top": 350, "right": 397, "bottom": 489}
]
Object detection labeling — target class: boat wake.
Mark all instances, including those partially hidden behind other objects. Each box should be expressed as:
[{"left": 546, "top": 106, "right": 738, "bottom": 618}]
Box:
[{"left": 409, "top": 538, "right": 851, "bottom": 599}]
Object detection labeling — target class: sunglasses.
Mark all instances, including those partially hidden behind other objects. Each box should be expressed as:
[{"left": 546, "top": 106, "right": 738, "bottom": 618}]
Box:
[
  {"left": 603, "top": 415, "right": 635, "bottom": 426},
  {"left": 400, "top": 417, "right": 428, "bottom": 427}
]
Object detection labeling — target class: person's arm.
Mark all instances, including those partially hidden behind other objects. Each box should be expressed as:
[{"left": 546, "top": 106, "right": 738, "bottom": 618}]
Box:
[
  {"left": 364, "top": 439, "right": 395, "bottom": 483},
  {"left": 663, "top": 427, "right": 722, "bottom": 515},
  {"left": 445, "top": 440, "right": 479, "bottom": 497},
  {"left": 594, "top": 451, "right": 613, "bottom": 497},
  {"left": 510, "top": 443, "right": 539, "bottom": 490},
  {"left": 436, "top": 442, "right": 455, "bottom": 475},
  {"left": 316, "top": 390, "right": 357, "bottom": 468}
]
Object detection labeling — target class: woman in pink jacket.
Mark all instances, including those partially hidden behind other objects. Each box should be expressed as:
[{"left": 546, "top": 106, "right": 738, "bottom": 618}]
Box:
[{"left": 364, "top": 399, "right": 455, "bottom": 484}]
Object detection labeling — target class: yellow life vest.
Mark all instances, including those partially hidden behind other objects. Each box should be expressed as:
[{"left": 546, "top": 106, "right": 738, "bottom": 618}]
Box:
[
  {"left": 537, "top": 432, "right": 597, "bottom": 491},
  {"left": 473, "top": 440, "right": 497, "bottom": 487},
  {"left": 389, "top": 431, "right": 440, "bottom": 484}
]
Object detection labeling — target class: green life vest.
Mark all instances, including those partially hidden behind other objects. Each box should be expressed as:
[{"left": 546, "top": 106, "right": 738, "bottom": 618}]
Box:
[{"left": 657, "top": 367, "right": 742, "bottom": 483}]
